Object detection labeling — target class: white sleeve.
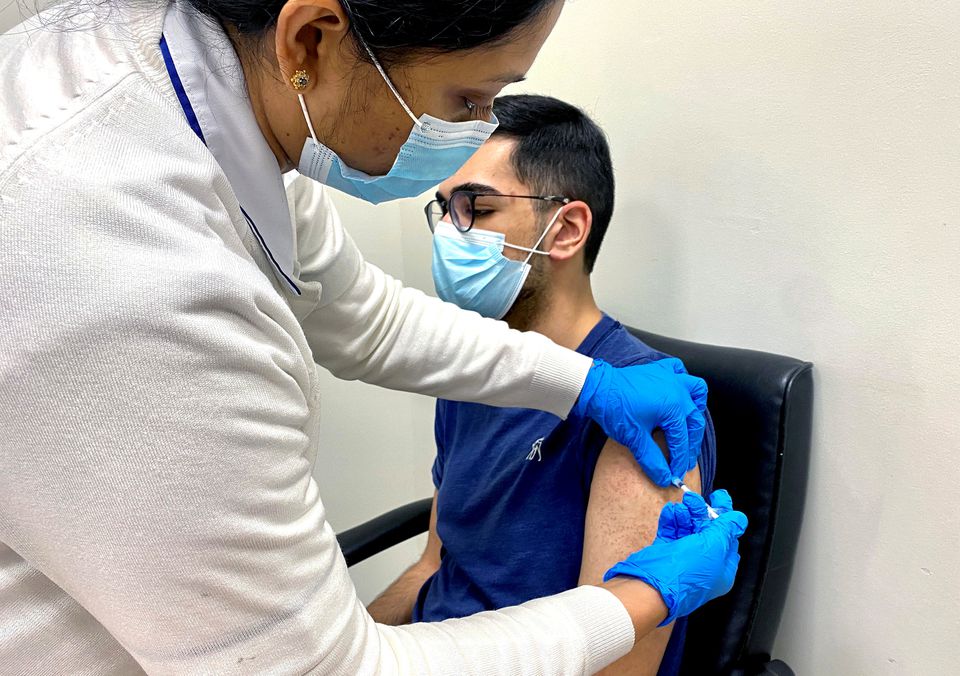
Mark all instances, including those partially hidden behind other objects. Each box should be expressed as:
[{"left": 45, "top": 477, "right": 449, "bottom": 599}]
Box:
[
  {"left": 289, "top": 178, "right": 593, "bottom": 419},
  {"left": 0, "top": 62, "right": 633, "bottom": 673},
  {"left": 1, "top": 182, "right": 633, "bottom": 675}
]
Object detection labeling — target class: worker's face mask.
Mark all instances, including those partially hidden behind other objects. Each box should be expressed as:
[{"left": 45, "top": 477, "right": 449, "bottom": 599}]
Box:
[
  {"left": 431, "top": 208, "right": 563, "bottom": 320},
  {"left": 297, "top": 39, "right": 499, "bottom": 205}
]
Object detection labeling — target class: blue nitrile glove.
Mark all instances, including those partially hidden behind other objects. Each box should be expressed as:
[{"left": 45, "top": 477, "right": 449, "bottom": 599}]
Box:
[
  {"left": 573, "top": 358, "right": 708, "bottom": 487},
  {"left": 603, "top": 490, "right": 747, "bottom": 626}
]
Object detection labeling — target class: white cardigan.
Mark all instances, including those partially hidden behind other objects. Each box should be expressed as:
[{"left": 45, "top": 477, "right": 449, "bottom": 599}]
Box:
[{"left": 0, "top": 2, "right": 634, "bottom": 674}]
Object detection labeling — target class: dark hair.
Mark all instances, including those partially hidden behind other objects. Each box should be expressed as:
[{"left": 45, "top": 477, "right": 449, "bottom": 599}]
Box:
[
  {"left": 183, "top": 0, "right": 558, "bottom": 64},
  {"left": 491, "top": 94, "right": 615, "bottom": 274}
]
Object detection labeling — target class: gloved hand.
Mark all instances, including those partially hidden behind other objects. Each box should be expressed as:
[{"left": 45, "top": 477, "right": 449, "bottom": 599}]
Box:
[
  {"left": 603, "top": 490, "right": 747, "bottom": 626},
  {"left": 573, "top": 358, "right": 708, "bottom": 487}
]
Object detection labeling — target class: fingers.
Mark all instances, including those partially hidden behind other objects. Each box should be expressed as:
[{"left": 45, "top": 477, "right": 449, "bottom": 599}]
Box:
[
  {"left": 662, "top": 416, "right": 692, "bottom": 482},
  {"left": 655, "top": 362, "right": 707, "bottom": 411},
  {"left": 678, "top": 373, "right": 707, "bottom": 475},
  {"left": 681, "top": 491, "right": 709, "bottom": 525},
  {"left": 714, "top": 509, "right": 749, "bottom": 539},
  {"left": 708, "top": 489, "right": 734, "bottom": 514},
  {"left": 656, "top": 357, "right": 688, "bottom": 375},
  {"left": 679, "top": 374, "right": 708, "bottom": 412},
  {"left": 634, "top": 432, "right": 674, "bottom": 487},
  {"left": 673, "top": 372, "right": 707, "bottom": 477},
  {"left": 703, "top": 491, "right": 746, "bottom": 539},
  {"left": 685, "top": 408, "right": 706, "bottom": 472},
  {"left": 657, "top": 502, "right": 688, "bottom": 540}
]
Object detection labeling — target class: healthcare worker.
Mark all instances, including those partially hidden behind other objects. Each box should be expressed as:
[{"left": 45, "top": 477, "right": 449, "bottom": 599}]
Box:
[{"left": 0, "top": 0, "right": 747, "bottom": 673}]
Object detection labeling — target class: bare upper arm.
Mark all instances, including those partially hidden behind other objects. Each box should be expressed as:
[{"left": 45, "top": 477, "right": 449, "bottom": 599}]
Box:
[
  {"left": 366, "top": 492, "right": 442, "bottom": 625},
  {"left": 420, "top": 491, "right": 442, "bottom": 568},
  {"left": 580, "top": 433, "right": 701, "bottom": 676}
]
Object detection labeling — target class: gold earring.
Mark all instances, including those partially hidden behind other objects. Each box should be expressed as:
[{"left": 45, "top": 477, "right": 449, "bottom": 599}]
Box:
[{"left": 290, "top": 69, "right": 310, "bottom": 91}]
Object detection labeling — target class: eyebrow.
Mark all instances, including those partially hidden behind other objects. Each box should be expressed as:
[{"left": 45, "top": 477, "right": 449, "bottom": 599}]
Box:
[
  {"left": 491, "top": 73, "right": 527, "bottom": 85},
  {"left": 436, "top": 182, "right": 502, "bottom": 201}
]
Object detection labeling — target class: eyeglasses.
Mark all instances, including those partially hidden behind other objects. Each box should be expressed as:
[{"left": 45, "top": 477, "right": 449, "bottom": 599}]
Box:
[{"left": 424, "top": 190, "right": 570, "bottom": 233}]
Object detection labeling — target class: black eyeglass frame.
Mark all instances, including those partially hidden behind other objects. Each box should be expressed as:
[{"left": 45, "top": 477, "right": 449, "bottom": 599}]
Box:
[{"left": 424, "top": 190, "right": 571, "bottom": 233}]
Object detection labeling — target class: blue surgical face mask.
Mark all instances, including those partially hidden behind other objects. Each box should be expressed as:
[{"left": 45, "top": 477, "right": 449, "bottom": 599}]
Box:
[
  {"left": 431, "top": 208, "right": 563, "bottom": 319},
  {"left": 297, "top": 39, "right": 499, "bottom": 204}
]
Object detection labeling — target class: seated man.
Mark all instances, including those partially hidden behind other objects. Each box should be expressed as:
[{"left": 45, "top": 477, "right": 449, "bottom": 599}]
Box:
[{"left": 368, "top": 95, "right": 717, "bottom": 676}]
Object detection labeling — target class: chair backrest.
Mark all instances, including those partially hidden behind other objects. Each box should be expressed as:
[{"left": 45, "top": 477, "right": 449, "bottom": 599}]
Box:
[{"left": 626, "top": 328, "right": 813, "bottom": 675}]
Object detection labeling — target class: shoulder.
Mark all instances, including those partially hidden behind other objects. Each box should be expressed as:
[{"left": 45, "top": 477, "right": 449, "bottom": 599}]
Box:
[
  {"left": 1, "top": 118, "right": 249, "bottom": 305},
  {"left": 434, "top": 398, "right": 526, "bottom": 438},
  {"left": 587, "top": 316, "right": 674, "bottom": 368},
  {"left": 0, "top": 109, "right": 291, "bottom": 381},
  {"left": 0, "top": 2, "right": 173, "bottom": 171},
  {"left": 0, "top": 41, "right": 255, "bottom": 321},
  {"left": 0, "top": 70, "right": 216, "bottom": 216},
  {"left": 0, "top": 3, "right": 243, "bottom": 270}
]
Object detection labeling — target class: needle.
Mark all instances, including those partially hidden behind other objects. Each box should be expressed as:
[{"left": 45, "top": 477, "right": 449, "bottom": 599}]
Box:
[{"left": 672, "top": 478, "right": 720, "bottom": 519}]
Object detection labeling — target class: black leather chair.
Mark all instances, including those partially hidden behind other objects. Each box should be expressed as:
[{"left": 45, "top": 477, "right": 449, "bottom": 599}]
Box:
[{"left": 337, "top": 329, "right": 813, "bottom": 676}]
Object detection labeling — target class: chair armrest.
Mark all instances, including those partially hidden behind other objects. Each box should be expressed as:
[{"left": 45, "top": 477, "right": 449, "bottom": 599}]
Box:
[
  {"left": 735, "top": 655, "right": 796, "bottom": 676},
  {"left": 337, "top": 498, "right": 433, "bottom": 567},
  {"left": 757, "top": 659, "right": 795, "bottom": 676}
]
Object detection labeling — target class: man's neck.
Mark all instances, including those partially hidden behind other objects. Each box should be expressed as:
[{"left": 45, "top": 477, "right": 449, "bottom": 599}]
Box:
[{"left": 508, "top": 281, "right": 603, "bottom": 352}]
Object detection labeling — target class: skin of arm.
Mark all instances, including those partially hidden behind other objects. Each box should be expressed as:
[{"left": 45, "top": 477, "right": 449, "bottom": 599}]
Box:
[
  {"left": 580, "top": 432, "right": 702, "bottom": 676},
  {"left": 368, "top": 492, "right": 443, "bottom": 625}
]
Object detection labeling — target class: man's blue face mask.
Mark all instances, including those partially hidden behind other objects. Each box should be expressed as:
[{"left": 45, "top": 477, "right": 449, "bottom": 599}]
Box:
[
  {"left": 297, "top": 38, "right": 499, "bottom": 205},
  {"left": 431, "top": 207, "right": 563, "bottom": 319}
]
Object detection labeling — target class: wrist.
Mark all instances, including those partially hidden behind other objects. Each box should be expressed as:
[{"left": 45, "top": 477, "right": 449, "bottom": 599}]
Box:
[
  {"left": 573, "top": 359, "right": 606, "bottom": 418},
  {"left": 601, "top": 577, "right": 669, "bottom": 638}
]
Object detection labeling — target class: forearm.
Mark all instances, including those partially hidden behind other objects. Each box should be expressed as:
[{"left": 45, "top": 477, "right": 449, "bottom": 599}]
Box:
[
  {"left": 303, "top": 266, "right": 591, "bottom": 417},
  {"left": 597, "top": 618, "right": 673, "bottom": 676},
  {"left": 602, "top": 578, "right": 668, "bottom": 639},
  {"left": 290, "top": 180, "right": 590, "bottom": 417},
  {"left": 368, "top": 559, "right": 437, "bottom": 625},
  {"left": 378, "top": 585, "right": 637, "bottom": 675}
]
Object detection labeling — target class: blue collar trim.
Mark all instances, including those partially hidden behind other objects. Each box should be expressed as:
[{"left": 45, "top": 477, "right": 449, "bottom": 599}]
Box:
[{"left": 158, "top": 34, "right": 301, "bottom": 296}]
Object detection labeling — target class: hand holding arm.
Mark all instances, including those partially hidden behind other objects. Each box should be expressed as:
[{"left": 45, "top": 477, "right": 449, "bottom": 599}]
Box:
[
  {"left": 573, "top": 358, "right": 708, "bottom": 487},
  {"left": 603, "top": 490, "right": 747, "bottom": 627}
]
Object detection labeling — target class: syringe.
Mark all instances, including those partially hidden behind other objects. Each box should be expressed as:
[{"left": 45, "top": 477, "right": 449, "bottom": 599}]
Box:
[{"left": 672, "top": 478, "right": 720, "bottom": 519}]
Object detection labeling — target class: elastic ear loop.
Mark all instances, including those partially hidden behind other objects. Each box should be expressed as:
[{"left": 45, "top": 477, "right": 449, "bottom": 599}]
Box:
[
  {"left": 296, "top": 34, "right": 419, "bottom": 146},
  {"left": 502, "top": 206, "right": 566, "bottom": 261},
  {"left": 298, "top": 94, "right": 320, "bottom": 144},
  {"left": 356, "top": 36, "right": 422, "bottom": 128}
]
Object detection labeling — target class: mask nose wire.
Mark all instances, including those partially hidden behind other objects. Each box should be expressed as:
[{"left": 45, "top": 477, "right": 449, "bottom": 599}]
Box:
[
  {"left": 357, "top": 36, "right": 422, "bottom": 128},
  {"left": 522, "top": 207, "right": 565, "bottom": 265}
]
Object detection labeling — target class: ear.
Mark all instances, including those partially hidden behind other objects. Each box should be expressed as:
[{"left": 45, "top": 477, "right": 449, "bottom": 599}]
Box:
[
  {"left": 275, "top": 0, "right": 352, "bottom": 92},
  {"left": 544, "top": 200, "right": 592, "bottom": 263}
]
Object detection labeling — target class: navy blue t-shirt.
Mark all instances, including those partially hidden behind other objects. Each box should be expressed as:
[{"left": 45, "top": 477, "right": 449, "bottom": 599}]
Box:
[{"left": 412, "top": 314, "right": 717, "bottom": 676}]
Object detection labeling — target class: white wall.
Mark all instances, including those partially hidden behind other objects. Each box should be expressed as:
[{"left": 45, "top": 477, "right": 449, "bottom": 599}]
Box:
[
  {"left": 0, "top": 2, "right": 24, "bottom": 31},
  {"left": 2, "top": 1, "right": 60, "bottom": 30}
]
